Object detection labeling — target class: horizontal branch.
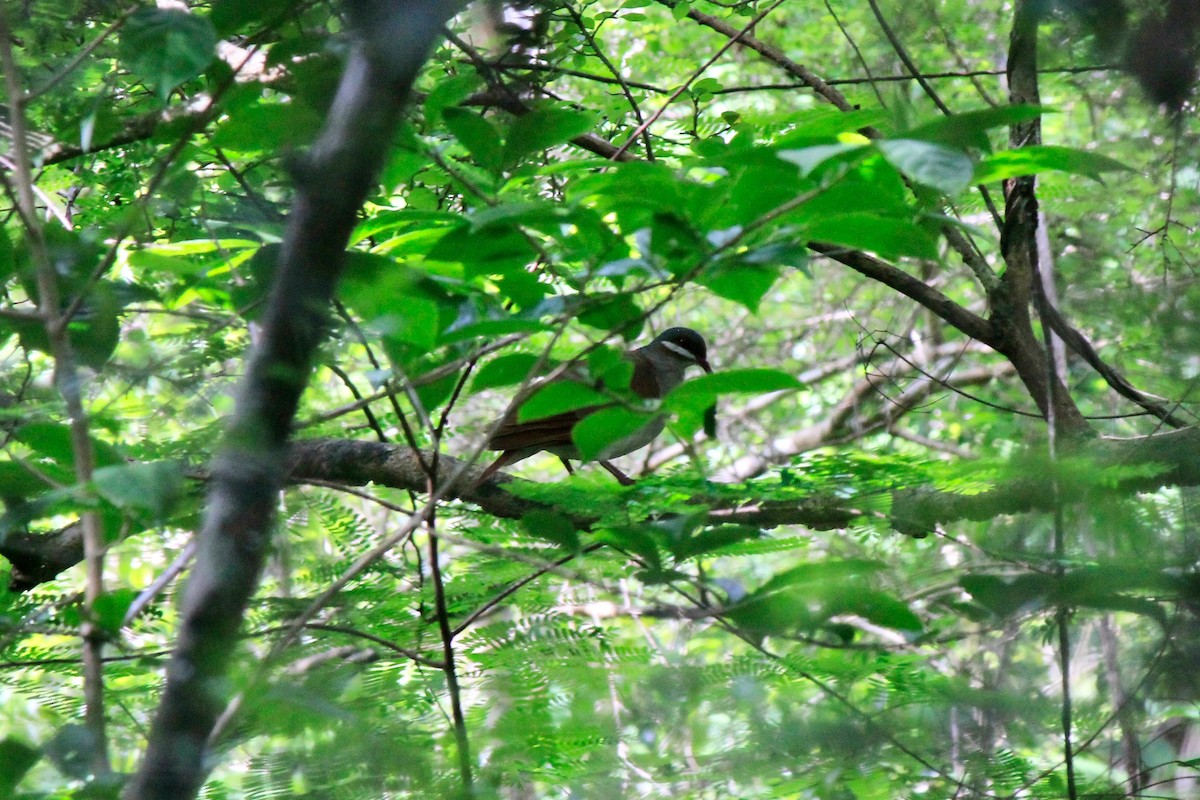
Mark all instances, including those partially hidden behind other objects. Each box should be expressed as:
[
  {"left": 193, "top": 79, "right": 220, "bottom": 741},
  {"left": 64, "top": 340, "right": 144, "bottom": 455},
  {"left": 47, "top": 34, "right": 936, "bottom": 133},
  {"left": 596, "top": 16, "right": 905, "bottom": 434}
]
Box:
[
  {"left": 8, "top": 429, "right": 1200, "bottom": 590},
  {"left": 891, "top": 427, "right": 1200, "bottom": 535}
]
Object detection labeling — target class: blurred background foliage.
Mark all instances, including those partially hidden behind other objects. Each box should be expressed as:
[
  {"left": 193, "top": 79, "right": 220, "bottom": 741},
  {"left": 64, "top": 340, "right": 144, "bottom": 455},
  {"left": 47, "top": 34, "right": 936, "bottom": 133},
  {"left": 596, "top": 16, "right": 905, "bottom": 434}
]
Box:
[{"left": 1, "top": 0, "right": 1199, "bottom": 797}]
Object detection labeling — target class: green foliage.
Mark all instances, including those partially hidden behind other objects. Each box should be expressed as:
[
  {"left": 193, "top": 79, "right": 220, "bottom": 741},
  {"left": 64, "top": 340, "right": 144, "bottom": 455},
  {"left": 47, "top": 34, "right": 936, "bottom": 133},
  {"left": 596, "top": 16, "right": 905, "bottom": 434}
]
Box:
[
  {"left": 0, "top": 1, "right": 1196, "bottom": 799},
  {"left": 120, "top": 8, "right": 218, "bottom": 102}
]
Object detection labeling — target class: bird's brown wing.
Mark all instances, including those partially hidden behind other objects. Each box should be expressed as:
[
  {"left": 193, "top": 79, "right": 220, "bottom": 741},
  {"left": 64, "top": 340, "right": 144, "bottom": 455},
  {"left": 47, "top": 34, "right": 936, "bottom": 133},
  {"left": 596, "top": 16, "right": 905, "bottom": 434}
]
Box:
[{"left": 487, "top": 404, "right": 608, "bottom": 451}]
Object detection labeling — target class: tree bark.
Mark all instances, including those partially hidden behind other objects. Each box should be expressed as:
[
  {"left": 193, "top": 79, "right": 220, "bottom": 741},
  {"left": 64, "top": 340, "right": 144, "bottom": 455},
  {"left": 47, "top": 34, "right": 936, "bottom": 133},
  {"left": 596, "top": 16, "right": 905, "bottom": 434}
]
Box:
[{"left": 125, "top": 3, "right": 463, "bottom": 798}]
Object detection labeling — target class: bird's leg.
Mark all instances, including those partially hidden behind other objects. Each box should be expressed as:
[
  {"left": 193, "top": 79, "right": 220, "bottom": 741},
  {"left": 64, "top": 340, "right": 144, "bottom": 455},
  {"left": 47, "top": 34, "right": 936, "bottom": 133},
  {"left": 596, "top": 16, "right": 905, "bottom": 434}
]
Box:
[
  {"left": 557, "top": 457, "right": 576, "bottom": 476},
  {"left": 598, "top": 460, "right": 635, "bottom": 486}
]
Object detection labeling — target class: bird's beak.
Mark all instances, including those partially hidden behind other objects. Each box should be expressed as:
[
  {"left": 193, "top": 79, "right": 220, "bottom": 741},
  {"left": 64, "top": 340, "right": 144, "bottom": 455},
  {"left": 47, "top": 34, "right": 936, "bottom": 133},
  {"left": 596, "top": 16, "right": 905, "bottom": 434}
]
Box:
[{"left": 699, "top": 357, "right": 712, "bottom": 374}]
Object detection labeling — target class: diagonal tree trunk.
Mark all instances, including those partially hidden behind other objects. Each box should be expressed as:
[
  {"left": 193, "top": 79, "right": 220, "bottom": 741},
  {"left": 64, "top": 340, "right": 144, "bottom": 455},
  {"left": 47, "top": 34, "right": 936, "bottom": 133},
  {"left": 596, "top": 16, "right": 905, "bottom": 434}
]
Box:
[{"left": 125, "top": 3, "right": 465, "bottom": 798}]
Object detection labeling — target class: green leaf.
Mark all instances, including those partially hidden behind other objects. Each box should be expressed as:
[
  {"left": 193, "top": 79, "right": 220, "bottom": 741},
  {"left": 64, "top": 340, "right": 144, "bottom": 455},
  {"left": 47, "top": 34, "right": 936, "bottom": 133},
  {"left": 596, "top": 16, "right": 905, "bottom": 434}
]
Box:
[
  {"left": 974, "top": 145, "right": 1131, "bottom": 183},
  {"left": 806, "top": 212, "right": 940, "bottom": 261},
  {"left": 68, "top": 282, "right": 122, "bottom": 369},
  {"left": 211, "top": 0, "right": 300, "bottom": 35},
  {"left": 669, "top": 525, "right": 762, "bottom": 561},
  {"left": 14, "top": 423, "right": 124, "bottom": 468},
  {"left": 374, "top": 296, "right": 441, "bottom": 349},
  {"left": 667, "top": 369, "right": 801, "bottom": 413},
  {"left": 471, "top": 353, "right": 543, "bottom": 392},
  {"left": 120, "top": 8, "right": 218, "bottom": 101},
  {"left": 577, "top": 292, "right": 644, "bottom": 337},
  {"left": 697, "top": 260, "right": 781, "bottom": 312},
  {"left": 0, "top": 460, "right": 65, "bottom": 498},
  {"left": 92, "top": 588, "right": 139, "bottom": 634},
  {"left": 571, "top": 406, "right": 658, "bottom": 461},
  {"left": 835, "top": 589, "right": 923, "bottom": 632},
  {"left": 667, "top": 369, "right": 800, "bottom": 437},
  {"left": 0, "top": 737, "right": 39, "bottom": 795},
  {"left": 0, "top": 227, "right": 13, "bottom": 281},
  {"left": 443, "top": 108, "right": 504, "bottom": 175},
  {"left": 904, "top": 105, "right": 1048, "bottom": 150},
  {"left": 961, "top": 573, "right": 1053, "bottom": 617},
  {"left": 438, "top": 318, "right": 550, "bottom": 344},
  {"left": 502, "top": 107, "right": 596, "bottom": 168},
  {"left": 596, "top": 525, "right": 662, "bottom": 571},
  {"left": 877, "top": 139, "right": 974, "bottom": 195},
  {"left": 425, "top": 74, "right": 483, "bottom": 124},
  {"left": 778, "top": 143, "right": 866, "bottom": 175},
  {"left": 521, "top": 509, "right": 580, "bottom": 550},
  {"left": 210, "top": 102, "right": 323, "bottom": 152},
  {"left": 517, "top": 382, "right": 609, "bottom": 422},
  {"left": 758, "top": 558, "right": 886, "bottom": 595},
  {"left": 92, "top": 461, "right": 184, "bottom": 520}
]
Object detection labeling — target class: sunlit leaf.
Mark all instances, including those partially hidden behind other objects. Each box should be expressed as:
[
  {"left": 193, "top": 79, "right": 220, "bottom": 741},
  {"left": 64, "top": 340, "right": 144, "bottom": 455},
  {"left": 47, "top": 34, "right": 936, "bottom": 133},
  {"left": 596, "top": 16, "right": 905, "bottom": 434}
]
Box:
[{"left": 974, "top": 145, "right": 1131, "bottom": 183}]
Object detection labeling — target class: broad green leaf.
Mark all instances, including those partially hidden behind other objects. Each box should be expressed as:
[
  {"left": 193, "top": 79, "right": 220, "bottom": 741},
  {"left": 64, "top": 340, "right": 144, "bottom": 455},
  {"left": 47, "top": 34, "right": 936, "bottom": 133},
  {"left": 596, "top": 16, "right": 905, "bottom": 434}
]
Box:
[
  {"left": 697, "top": 261, "right": 781, "bottom": 312},
  {"left": 14, "top": 423, "right": 124, "bottom": 468},
  {"left": 425, "top": 222, "right": 537, "bottom": 277},
  {"left": 92, "top": 588, "right": 139, "bottom": 634},
  {"left": 774, "top": 108, "right": 887, "bottom": 143},
  {"left": 667, "top": 369, "right": 801, "bottom": 412},
  {"left": 68, "top": 283, "right": 122, "bottom": 369},
  {"left": 415, "top": 370, "right": 460, "bottom": 414},
  {"left": 0, "top": 737, "right": 39, "bottom": 796},
  {"left": 724, "top": 587, "right": 811, "bottom": 635},
  {"left": 577, "top": 293, "right": 644, "bottom": 338},
  {"left": 0, "top": 460, "right": 67, "bottom": 498},
  {"left": 471, "top": 353, "right": 543, "bottom": 392},
  {"left": 517, "top": 381, "right": 608, "bottom": 422},
  {"left": 806, "top": 212, "right": 940, "bottom": 260},
  {"left": 669, "top": 525, "right": 762, "bottom": 561},
  {"left": 571, "top": 406, "right": 658, "bottom": 461},
  {"left": 438, "top": 318, "right": 550, "bottom": 344},
  {"left": 758, "top": 558, "right": 886, "bottom": 595},
  {"left": 596, "top": 525, "right": 663, "bottom": 571},
  {"left": 905, "top": 105, "right": 1047, "bottom": 150},
  {"left": 974, "top": 145, "right": 1131, "bottom": 183},
  {"left": 0, "top": 227, "right": 13, "bottom": 281},
  {"left": 832, "top": 588, "right": 923, "bottom": 632},
  {"left": 373, "top": 295, "right": 441, "bottom": 349},
  {"left": 520, "top": 509, "right": 580, "bottom": 550},
  {"left": 130, "top": 238, "right": 260, "bottom": 257},
  {"left": 778, "top": 142, "right": 866, "bottom": 175},
  {"left": 210, "top": 102, "right": 322, "bottom": 152},
  {"left": 352, "top": 210, "right": 464, "bottom": 244},
  {"left": 92, "top": 460, "right": 184, "bottom": 520},
  {"left": 120, "top": 8, "right": 217, "bottom": 101},
  {"left": 211, "top": 0, "right": 299, "bottom": 34},
  {"left": 424, "top": 73, "right": 482, "bottom": 124},
  {"left": 502, "top": 107, "right": 596, "bottom": 168},
  {"left": 877, "top": 139, "right": 974, "bottom": 195},
  {"left": 667, "top": 369, "right": 800, "bottom": 437},
  {"left": 443, "top": 108, "right": 504, "bottom": 175}
]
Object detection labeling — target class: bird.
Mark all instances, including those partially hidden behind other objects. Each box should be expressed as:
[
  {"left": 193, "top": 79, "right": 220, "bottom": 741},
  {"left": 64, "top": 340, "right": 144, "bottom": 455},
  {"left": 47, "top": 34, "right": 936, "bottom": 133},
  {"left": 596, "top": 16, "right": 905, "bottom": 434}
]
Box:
[{"left": 474, "top": 327, "right": 712, "bottom": 486}]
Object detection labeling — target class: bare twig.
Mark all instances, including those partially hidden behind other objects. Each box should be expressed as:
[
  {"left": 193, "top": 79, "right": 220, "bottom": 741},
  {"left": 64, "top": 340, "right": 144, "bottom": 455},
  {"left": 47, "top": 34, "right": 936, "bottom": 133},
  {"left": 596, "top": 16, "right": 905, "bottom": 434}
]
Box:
[{"left": 0, "top": 7, "right": 111, "bottom": 778}]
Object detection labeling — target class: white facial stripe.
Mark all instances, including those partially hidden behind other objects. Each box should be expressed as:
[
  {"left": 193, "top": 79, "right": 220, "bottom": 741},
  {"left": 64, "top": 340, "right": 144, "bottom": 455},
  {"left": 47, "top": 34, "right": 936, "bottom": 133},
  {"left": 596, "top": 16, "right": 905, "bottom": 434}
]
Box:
[{"left": 661, "top": 341, "right": 695, "bottom": 361}]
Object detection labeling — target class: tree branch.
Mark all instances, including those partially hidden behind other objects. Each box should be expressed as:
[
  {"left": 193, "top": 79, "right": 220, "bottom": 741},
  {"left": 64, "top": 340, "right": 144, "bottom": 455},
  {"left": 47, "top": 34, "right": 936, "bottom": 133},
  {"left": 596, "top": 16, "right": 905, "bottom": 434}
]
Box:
[{"left": 125, "top": 3, "right": 464, "bottom": 798}]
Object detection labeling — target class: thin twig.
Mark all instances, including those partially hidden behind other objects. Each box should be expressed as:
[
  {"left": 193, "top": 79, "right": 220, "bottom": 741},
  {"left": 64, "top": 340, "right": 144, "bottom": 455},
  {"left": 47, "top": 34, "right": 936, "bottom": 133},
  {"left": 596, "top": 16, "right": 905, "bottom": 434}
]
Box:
[
  {"left": 0, "top": 7, "right": 111, "bottom": 777},
  {"left": 613, "top": 0, "right": 787, "bottom": 160}
]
